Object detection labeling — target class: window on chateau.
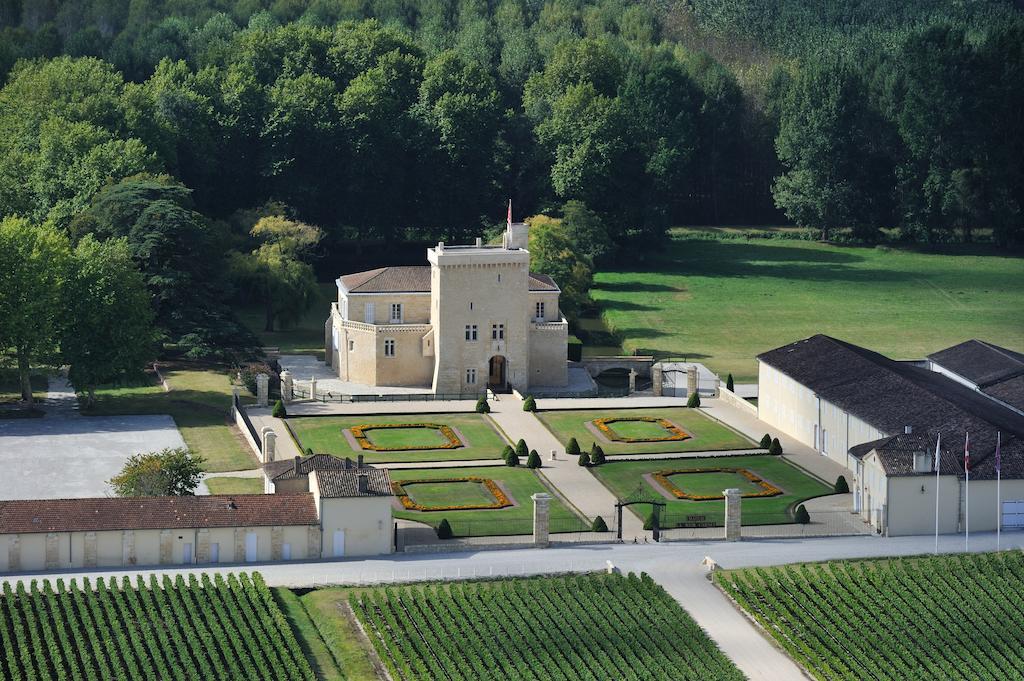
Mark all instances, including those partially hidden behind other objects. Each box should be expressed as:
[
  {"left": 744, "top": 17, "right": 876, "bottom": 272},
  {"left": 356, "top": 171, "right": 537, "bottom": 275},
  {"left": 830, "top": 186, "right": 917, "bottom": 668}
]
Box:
[
  {"left": 466, "top": 368, "right": 477, "bottom": 384},
  {"left": 492, "top": 324, "right": 504, "bottom": 340},
  {"left": 348, "top": 340, "right": 354, "bottom": 352},
  {"left": 465, "top": 325, "right": 478, "bottom": 341},
  {"left": 384, "top": 339, "right": 395, "bottom": 357},
  {"left": 390, "top": 303, "right": 403, "bottom": 323},
  {"left": 535, "top": 302, "right": 545, "bottom": 321}
]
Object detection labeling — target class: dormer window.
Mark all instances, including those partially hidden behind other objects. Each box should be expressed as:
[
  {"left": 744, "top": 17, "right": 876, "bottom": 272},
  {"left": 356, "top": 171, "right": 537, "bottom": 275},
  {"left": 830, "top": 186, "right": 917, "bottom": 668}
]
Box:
[{"left": 913, "top": 451, "right": 932, "bottom": 474}]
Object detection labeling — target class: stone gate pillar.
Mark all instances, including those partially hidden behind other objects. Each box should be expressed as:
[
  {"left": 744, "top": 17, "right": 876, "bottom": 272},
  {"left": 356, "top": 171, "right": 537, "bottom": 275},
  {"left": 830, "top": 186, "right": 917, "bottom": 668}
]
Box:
[
  {"left": 532, "top": 493, "right": 551, "bottom": 548},
  {"left": 310, "top": 376, "right": 318, "bottom": 401},
  {"left": 651, "top": 364, "right": 663, "bottom": 397},
  {"left": 230, "top": 385, "right": 240, "bottom": 418},
  {"left": 255, "top": 373, "right": 269, "bottom": 407},
  {"left": 628, "top": 369, "right": 637, "bottom": 394},
  {"left": 724, "top": 488, "right": 741, "bottom": 541},
  {"left": 261, "top": 428, "right": 277, "bottom": 463},
  {"left": 686, "top": 366, "right": 698, "bottom": 398},
  {"left": 280, "top": 370, "right": 293, "bottom": 403}
]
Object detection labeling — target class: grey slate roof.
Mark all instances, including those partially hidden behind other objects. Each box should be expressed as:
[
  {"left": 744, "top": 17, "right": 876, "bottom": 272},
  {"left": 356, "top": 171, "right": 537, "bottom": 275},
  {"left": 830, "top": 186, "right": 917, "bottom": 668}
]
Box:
[
  {"left": 339, "top": 266, "right": 560, "bottom": 293},
  {"left": 758, "top": 335, "right": 1024, "bottom": 479},
  {"left": 984, "top": 375, "right": 1024, "bottom": 413},
  {"left": 857, "top": 432, "right": 1024, "bottom": 480},
  {"left": 927, "top": 339, "right": 1024, "bottom": 388},
  {"left": 264, "top": 454, "right": 354, "bottom": 482},
  {"left": 314, "top": 468, "right": 393, "bottom": 498}
]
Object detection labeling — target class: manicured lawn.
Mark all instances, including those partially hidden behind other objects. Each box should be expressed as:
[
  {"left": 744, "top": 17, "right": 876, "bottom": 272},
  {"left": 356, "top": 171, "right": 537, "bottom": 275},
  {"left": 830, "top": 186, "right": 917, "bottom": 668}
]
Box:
[
  {"left": 664, "top": 470, "right": 765, "bottom": 496},
  {"left": 237, "top": 282, "right": 333, "bottom": 358},
  {"left": 539, "top": 407, "right": 753, "bottom": 455},
  {"left": 401, "top": 480, "right": 499, "bottom": 508},
  {"left": 0, "top": 368, "right": 47, "bottom": 403},
  {"left": 593, "top": 232, "right": 1024, "bottom": 381},
  {"left": 83, "top": 364, "right": 257, "bottom": 472},
  {"left": 287, "top": 413, "right": 507, "bottom": 463},
  {"left": 389, "top": 466, "right": 581, "bottom": 536},
  {"left": 602, "top": 419, "right": 680, "bottom": 441},
  {"left": 591, "top": 455, "right": 832, "bottom": 525},
  {"left": 362, "top": 425, "right": 453, "bottom": 450},
  {"left": 205, "top": 477, "right": 264, "bottom": 495}
]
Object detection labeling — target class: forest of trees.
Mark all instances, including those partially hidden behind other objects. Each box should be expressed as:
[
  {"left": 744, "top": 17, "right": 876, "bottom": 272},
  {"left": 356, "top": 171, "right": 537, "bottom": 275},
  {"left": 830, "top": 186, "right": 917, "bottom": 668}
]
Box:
[{"left": 0, "top": 0, "right": 1021, "bottom": 370}]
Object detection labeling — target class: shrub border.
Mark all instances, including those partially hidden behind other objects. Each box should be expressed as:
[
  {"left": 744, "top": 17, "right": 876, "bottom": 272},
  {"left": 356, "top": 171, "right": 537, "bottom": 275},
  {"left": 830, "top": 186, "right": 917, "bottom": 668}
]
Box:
[
  {"left": 350, "top": 423, "right": 463, "bottom": 451},
  {"left": 593, "top": 416, "right": 691, "bottom": 443},
  {"left": 392, "top": 476, "right": 513, "bottom": 511},
  {"left": 652, "top": 468, "right": 782, "bottom": 501}
]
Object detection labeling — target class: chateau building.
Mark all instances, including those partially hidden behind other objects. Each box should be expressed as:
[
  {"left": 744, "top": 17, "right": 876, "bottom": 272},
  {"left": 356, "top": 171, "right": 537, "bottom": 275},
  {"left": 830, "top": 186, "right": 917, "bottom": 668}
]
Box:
[{"left": 325, "top": 221, "right": 568, "bottom": 393}]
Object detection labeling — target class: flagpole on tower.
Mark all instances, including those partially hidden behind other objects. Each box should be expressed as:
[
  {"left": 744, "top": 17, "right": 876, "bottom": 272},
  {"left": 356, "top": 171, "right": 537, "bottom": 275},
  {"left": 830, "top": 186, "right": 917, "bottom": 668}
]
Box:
[
  {"left": 933, "top": 433, "right": 941, "bottom": 555},
  {"left": 996, "top": 431, "right": 1002, "bottom": 551},
  {"left": 964, "top": 431, "right": 970, "bottom": 553},
  {"left": 507, "top": 198, "right": 512, "bottom": 229}
]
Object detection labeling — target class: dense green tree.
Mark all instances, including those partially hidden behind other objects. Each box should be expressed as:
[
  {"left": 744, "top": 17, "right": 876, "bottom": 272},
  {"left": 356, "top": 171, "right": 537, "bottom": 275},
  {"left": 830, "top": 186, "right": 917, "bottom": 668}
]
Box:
[
  {"left": 65, "top": 236, "right": 155, "bottom": 405},
  {"left": 0, "top": 217, "right": 70, "bottom": 404},
  {"left": 109, "top": 447, "right": 205, "bottom": 497},
  {"left": 527, "top": 214, "right": 593, "bottom": 322}
]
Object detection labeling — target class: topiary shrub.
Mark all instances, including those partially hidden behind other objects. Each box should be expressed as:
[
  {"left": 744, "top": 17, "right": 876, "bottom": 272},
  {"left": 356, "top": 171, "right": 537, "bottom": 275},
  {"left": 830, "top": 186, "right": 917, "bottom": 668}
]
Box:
[
  {"left": 436, "top": 518, "right": 453, "bottom": 539},
  {"left": 577, "top": 451, "right": 590, "bottom": 467},
  {"left": 726, "top": 373, "right": 734, "bottom": 392},
  {"left": 643, "top": 508, "right": 659, "bottom": 531},
  {"left": 475, "top": 397, "right": 490, "bottom": 413},
  {"left": 834, "top": 475, "right": 850, "bottom": 494},
  {"left": 686, "top": 391, "right": 701, "bottom": 408},
  {"left": 527, "top": 450, "right": 541, "bottom": 468},
  {"left": 504, "top": 447, "right": 519, "bottom": 467},
  {"left": 515, "top": 439, "right": 528, "bottom": 458},
  {"left": 591, "top": 516, "right": 608, "bottom": 532},
  {"left": 794, "top": 505, "right": 810, "bottom": 524},
  {"left": 272, "top": 399, "right": 286, "bottom": 418},
  {"left": 769, "top": 437, "right": 783, "bottom": 456},
  {"left": 589, "top": 444, "right": 606, "bottom": 466},
  {"left": 522, "top": 395, "right": 537, "bottom": 412},
  {"left": 305, "top": 447, "right": 314, "bottom": 456},
  {"left": 760, "top": 433, "right": 772, "bottom": 449},
  {"left": 566, "top": 437, "right": 580, "bottom": 457}
]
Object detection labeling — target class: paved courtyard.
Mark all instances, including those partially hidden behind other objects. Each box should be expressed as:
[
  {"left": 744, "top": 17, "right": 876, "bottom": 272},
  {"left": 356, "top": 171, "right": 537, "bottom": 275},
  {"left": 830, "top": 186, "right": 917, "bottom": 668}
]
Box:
[
  {"left": 0, "top": 414, "right": 186, "bottom": 499},
  {"left": 280, "top": 354, "right": 432, "bottom": 396}
]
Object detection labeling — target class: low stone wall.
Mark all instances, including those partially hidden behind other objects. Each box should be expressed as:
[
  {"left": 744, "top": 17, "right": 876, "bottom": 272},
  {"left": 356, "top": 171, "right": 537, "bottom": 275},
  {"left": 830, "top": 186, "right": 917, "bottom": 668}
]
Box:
[
  {"left": 718, "top": 385, "right": 757, "bottom": 416},
  {"left": 233, "top": 397, "right": 263, "bottom": 458}
]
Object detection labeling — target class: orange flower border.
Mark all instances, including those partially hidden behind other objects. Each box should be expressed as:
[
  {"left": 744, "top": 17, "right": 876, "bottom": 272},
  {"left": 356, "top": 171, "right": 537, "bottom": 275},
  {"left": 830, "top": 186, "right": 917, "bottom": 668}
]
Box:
[
  {"left": 350, "top": 423, "right": 463, "bottom": 451},
  {"left": 391, "top": 477, "right": 513, "bottom": 511},
  {"left": 652, "top": 468, "right": 782, "bottom": 501},
  {"left": 593, "top": 416, "right": 691, "bottom": 443}
]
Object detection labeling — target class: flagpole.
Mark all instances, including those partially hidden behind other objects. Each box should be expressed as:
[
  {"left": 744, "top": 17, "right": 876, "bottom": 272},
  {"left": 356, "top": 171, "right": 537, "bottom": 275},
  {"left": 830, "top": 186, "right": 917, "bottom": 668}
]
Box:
[
  {"left": 934, "top": 433, "right": 941, "bottom": 555},
  {"left": 964, "top": 432, "right": 969, "bottom": 553},
  {"left": 997, "top": 432, "right": 1002, "bottom": 552}
]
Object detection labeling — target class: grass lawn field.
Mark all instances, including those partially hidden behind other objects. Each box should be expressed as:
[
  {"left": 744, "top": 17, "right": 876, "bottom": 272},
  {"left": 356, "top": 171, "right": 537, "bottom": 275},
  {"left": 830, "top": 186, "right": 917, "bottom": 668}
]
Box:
[
  {"left": 83, "top": 364, "right": 257, "bottom": 472},
  {"left": 204, "top": 477, "right": 263, "bottom": 495},
  {"left": 593, "top": 231, "right": 1024, "bottom": 381},
  {"left": 286, "top": 413, "right": 507, "bottom": 463},
  {"left": 346, "top": 573, "right": 743, "bottom": 680},
  {"left": 716, "top": 553, "right": 1024, "bottom": 680},
  {"left": 591, "top": 454, "right": 832, "bottom": 525},
  {"left": 359, "top": 425, "right": 455, "bottom": 450},
  {"left": 237, "top": 282, "right": 333, "bottom": 358},
  {"left": 399, "top": 479, "right": 500, "bottom": 508},
  {"left": 389, "top": 466, "right": 581, "bottom": 536},
  {"left": 539, "top": 407, "right": 754, "bottom": 455}
]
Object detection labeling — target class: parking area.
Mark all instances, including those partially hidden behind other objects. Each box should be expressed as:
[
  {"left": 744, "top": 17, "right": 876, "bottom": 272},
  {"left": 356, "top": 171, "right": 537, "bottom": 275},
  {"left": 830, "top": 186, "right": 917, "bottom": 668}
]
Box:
[{"left": 0, "top": 414, "right": 186, "bottom": 499}]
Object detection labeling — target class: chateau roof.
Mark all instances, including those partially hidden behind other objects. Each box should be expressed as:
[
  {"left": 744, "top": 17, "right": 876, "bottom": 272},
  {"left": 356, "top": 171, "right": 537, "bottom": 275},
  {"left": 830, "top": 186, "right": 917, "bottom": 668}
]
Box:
[
  {"left": 757, "top": 335, "right": 1024, "bottom": 472},
  {"left": 0, "top": 494, "right": 319, "bottom": 535},
  {"left": 852, "top": 432, "right": 1024, "bottom": 480},
  {"left": 314, "top": 468, "right": 393, "bottom": 498},
  {"left": 339, "top": 266, "right": 560, "bottom": 293},
  {"left": 264, "top": 454, "right": 353, "bottom": 481},
  {"left": 927, "top": 339, "right": 1024, "bottom": 388}
]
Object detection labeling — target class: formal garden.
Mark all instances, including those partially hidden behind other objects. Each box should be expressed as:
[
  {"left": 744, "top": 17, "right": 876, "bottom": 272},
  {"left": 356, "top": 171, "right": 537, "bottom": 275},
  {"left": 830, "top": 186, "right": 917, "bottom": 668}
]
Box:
[
  {"left": 286, "top": 413, "right": 507, "bottom": 463},
  {"left": 591, "top": 455, "right": 832, "bottom": 526},
  {"left": 539, "top": 407, "right": 753, "bottom": 455},
  {"left": 388, "top": 466, "right": 582, "bottom": 537}
]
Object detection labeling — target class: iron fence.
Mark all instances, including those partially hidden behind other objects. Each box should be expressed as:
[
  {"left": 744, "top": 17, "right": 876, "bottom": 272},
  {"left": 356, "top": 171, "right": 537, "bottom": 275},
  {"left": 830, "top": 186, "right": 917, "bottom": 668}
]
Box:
[{"left": 233, "top": 394, "right": 260, "bottom": 445}]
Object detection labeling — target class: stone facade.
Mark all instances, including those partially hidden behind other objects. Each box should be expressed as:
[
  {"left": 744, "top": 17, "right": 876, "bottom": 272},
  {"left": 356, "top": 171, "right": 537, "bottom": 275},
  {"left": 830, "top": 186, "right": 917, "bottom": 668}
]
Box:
[{"left": 327, "top": 221, "right": 568, "bottom": 394}]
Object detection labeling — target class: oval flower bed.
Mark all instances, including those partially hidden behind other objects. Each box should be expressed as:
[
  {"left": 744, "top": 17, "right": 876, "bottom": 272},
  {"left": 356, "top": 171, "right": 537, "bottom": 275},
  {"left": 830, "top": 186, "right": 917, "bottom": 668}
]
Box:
[
  {"left": 593, "top": 416, "right": 690, "bottom": 443},
  {"left": 392, "top": 477, "right": 512, "bottom": 511},
  {"left": 350, "top": 423, "right": 463, "bottom": 451},
  {"left": 652, "top": 468, "right": 782, "bottom": 501}
]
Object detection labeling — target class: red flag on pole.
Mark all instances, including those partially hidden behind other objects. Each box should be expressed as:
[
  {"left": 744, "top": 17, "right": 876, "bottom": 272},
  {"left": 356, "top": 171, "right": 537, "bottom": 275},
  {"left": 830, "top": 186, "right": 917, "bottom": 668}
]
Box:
[{"left": 507, "top": 199, "right": 512, "bottom": 228}]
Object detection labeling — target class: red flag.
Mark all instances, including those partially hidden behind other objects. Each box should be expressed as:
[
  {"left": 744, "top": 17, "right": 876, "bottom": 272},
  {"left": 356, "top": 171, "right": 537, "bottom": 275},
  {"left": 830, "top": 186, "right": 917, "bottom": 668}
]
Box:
[
  {"left": 507, "top": 199, "right": 512, "bottom": 228},
  {"left": 963, "top": 432, "right": 970, "bottom": 472}
]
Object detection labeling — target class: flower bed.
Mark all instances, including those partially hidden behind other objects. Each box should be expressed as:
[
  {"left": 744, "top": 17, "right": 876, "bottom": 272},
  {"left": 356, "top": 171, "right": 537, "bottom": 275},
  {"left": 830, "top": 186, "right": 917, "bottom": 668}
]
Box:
[
  {"left": 392, "top": 477, "right": 513, "bottom": 511},
  {"left": 350, "top": 423, "right": 463, "bottom": 451},
  {"left": 651, "top": 468, "right": 782, "bottom": 501},
  {"left": 593, "top": 416, "right": 690, "bottom": 443}
]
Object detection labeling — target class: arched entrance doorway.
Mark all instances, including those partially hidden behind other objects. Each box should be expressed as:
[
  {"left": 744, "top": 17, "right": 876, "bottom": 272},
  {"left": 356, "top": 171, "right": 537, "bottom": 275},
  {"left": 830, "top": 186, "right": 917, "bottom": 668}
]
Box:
[{"left": 488, "top": 355, "right": 507, "bottom": 391}]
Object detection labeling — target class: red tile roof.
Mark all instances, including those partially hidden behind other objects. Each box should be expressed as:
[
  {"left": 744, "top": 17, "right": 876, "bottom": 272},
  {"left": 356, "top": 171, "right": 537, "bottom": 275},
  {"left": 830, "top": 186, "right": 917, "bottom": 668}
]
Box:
[{"left": 0, "top": 494, "right": 319, "bottom": 534}]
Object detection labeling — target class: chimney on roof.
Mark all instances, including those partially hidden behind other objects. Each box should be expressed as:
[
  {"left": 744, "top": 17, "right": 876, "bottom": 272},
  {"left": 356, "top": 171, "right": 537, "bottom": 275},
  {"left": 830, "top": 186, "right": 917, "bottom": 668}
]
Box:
[
  {"left": 357, "top": 474, "right": 368, "bottom": 494},
  {"left": 344, "top": 457, "right": 352, "bottom": 470},
  {"left": 357, "top": 454, "right": 365, "bottom": 468},
  {"left": 904, "top": 425, "right": 913, "bottom": 435},
  {"left": 475, "top": 237, "right": 483, "bottom": 247},
  {"left": 293, "top": 455, "right": 300, "bottom": 476}
]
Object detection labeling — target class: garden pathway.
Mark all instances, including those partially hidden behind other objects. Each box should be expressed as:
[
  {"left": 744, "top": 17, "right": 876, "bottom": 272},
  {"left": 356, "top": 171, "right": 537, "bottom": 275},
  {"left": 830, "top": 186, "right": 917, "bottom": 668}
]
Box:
[{"left": 488, "top": 394, "right": 646, "bottom": 537}]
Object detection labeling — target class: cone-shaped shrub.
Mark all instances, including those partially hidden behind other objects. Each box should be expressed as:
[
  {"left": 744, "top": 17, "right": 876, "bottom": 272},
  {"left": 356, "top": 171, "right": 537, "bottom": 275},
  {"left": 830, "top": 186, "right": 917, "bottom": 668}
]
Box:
[
  {"left": 436, "top": 519, "right": 453, "bottom": 539},
  {"left": 272, "top": 400, "right": 287, "bottom": 418},
  {"left": 591, "top": 516, "right": 608, "bottom": 532},
  {"left": 760, "top": 433, "right": 772, "bottom": 449},
  {"left": 726, "top": 374, "right": 734, "bottom": 392},
  {"left": 589, "top": 444, "right": 606, "bottom": 466},
  {"left": 834, "top": 475, "right": 850, "bottom": 494},
  {"left": 794, "top": 505, "right": 810, "bottom": 524},
  {"left": 515, "top": 439, "right": 529, "bottom": 458},
  {"left": 687, "top": 392, "right": 701, "bottom": 408},
  {"left": 523, "top": 395, "right": 537, "bottom": 412},
  {"left": 577, "top": 451, "right": 590, "bottom": 467},
  {"left": 566, "top": 437, "right": 580, "bottom": 457},
  {"left": 475, "top": 397, "right": 490, "bottom": 413},
  {"left": 505, "top": 448, "right": 519, "bottom": 467},
  {"left": 769, "top": 437, "right": 783, "bottom": 456},
  {"left": 527, "top": 450, "right": 541, "bottom": 468}
]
